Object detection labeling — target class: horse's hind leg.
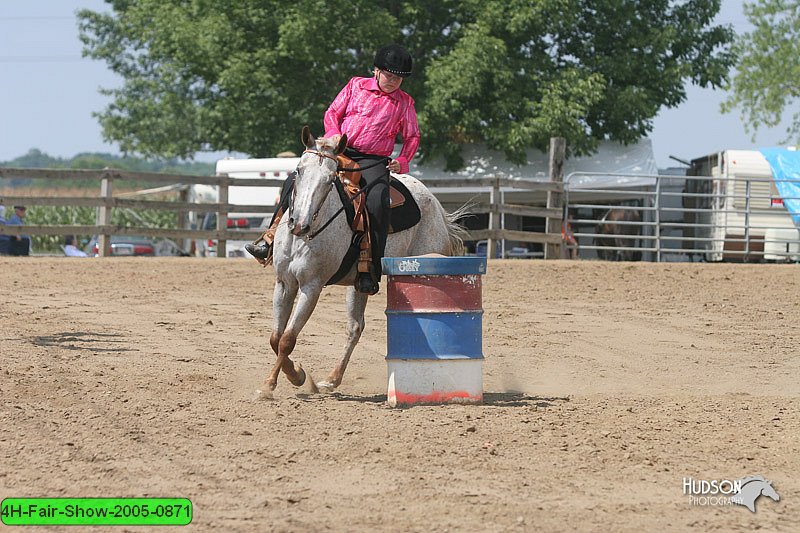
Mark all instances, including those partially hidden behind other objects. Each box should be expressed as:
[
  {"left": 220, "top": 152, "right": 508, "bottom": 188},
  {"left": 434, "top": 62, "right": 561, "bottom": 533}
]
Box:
[
  {"left": 317, "top": 287, "right": 368, "bottom": 392},
  {"left": 262, "top": 283, "right": 324, "bottom": 394}
]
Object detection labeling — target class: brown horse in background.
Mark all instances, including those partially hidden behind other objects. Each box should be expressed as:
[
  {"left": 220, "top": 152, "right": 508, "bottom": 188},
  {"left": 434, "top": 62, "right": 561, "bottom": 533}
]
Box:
[{"left": 595, "top": 208, "right": 642, "bottom": 261}]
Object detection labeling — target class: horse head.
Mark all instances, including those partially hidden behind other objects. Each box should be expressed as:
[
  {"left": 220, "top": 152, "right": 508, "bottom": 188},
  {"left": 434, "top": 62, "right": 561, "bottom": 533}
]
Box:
[
  {"left": 287, "top": 126, "right": 347, "bottom": 236},
  {"left": 733, "top": 476, "right": 780, "bottom": 512},
  {"left": 760, "top": 480, "right": 780, "bottom": 502}
]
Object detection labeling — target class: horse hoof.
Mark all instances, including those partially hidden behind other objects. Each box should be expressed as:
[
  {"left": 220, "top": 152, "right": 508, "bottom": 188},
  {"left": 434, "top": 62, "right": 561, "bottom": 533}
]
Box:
[
  {"left": 316, "top": 381, "right": 336, "bottom": 393},
  {"left": 288, "top": 363, "right": 307, "bottom": 387},
  {"left": 254, "top": 389, "right": 274, "bottom": 401}
]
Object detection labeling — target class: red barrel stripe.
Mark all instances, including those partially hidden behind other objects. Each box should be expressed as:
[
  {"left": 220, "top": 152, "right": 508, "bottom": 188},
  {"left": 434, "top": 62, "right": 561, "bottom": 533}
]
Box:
[
  {"left": 386, "top": 275, "right": 482, "bottom": 311},
  {"left": 388, "top": 389, "right": 482, "bottom": 406}
]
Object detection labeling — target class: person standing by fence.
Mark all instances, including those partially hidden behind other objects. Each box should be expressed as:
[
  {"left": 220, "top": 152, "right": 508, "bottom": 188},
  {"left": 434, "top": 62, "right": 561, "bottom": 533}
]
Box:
[
  {"left": 0, "top": 204, "right": 10, "bottom": 255},
  {"left": 6, "top": 205, "right": 31, "bottom": 256}
]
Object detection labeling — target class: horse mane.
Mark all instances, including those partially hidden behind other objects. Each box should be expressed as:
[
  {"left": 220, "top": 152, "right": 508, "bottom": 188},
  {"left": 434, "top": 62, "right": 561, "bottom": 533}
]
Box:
[
  {"left": 739, "top": 475, "right": 769, "bottom": 487},
  {"left": 315, "top": 137, "right": 339, "bottom": 152}
]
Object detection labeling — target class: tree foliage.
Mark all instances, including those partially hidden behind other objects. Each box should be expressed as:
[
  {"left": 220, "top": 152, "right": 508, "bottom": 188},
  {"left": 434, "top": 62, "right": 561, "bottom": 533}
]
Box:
[
  {"left": 80, "top": 0, "right": 734, "bottom": 169},
  {"left": 722, "top": 0, "right": 800, "bottom": 145}
]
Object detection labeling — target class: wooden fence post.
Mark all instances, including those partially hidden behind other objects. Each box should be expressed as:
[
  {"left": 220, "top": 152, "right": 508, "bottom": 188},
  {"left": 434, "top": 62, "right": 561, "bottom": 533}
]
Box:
[
  {"left": 487, "top": 176, "right": 500, "bottom": 259},
  {"left": 545, "top": 137, "right": 566, "bottom": 259},
  {"left": 97, "top": 169, "right": 114, "bottom": 257},
  {"left": 217, "top": 176, "right": 228, "bottom": 258},
  {"left": 177, "top": 187, "right": 190, "bottom": 253}
]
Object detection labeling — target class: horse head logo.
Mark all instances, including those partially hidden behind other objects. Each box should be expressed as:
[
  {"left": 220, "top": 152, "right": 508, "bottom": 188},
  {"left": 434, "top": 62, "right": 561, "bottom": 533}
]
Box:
[{"left": 731, "top": 476, "right": 780, "bottom": 513}]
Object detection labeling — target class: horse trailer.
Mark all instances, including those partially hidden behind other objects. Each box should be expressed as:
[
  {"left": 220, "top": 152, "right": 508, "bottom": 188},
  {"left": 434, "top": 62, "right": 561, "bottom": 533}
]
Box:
[{"left": 689, "top": 150, "right": 799, "bottom": 262}]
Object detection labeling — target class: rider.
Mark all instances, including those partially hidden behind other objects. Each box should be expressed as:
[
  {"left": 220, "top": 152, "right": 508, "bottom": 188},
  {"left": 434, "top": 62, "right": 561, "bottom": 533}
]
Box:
[{"left": 246, "top": 44, "right": 419, "bottom": 295}]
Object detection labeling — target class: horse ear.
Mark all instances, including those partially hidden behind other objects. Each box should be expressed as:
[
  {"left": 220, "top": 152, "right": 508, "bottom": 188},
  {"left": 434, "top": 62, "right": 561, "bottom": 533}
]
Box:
[
  {"left": 335, "top": 134, "right": 347, "bottom": 155},
  {"left": 301, "top": 125, "right": 315, "bottom": 148}
]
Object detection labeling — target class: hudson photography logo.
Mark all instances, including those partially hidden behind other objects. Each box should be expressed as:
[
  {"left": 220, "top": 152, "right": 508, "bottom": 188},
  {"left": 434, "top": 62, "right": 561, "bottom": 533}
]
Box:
[{"left": 683, "top": 475, "right": 780, "bottom": 512}]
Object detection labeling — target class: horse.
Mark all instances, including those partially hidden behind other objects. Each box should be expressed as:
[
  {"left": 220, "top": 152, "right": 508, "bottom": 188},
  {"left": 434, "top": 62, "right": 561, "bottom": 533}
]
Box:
[
  {"left": 594, "top": 208, "right": 642, "bottom": 261},
  {"left": 731, "top": 476, "right": 780, "bottom": 513},
  {"left": 259, "top": 126, "right": 468, "bottom": 398}
]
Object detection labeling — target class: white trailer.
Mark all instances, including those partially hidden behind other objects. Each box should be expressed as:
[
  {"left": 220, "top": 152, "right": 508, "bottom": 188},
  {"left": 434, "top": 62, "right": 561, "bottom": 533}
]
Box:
[
  {"left": 691, "top": 150, "right": 799, "bottom": 261},
  {"left": 194, "top": 156, "right": 299, "bottom": 257}
]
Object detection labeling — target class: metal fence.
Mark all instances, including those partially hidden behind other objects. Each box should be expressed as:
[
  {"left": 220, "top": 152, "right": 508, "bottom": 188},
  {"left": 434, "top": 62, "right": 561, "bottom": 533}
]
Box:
[
  {"left": 4, "top": 165, "right": 798, "bottom": 263},
  {"left": 564, "top": 172, "right": 800, "bottom": 263}
]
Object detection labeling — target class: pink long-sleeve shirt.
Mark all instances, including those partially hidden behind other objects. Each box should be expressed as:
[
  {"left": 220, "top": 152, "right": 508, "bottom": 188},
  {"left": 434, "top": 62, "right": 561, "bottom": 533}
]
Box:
[{"left": 323, "top": 76, "right": 420, "bottom": 174}]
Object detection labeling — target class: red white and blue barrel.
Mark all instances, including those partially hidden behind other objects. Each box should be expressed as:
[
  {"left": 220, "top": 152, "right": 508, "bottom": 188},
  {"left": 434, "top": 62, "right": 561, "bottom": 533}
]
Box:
[{"left": 382, "top": 255, "right": 487, "bottom": 407}]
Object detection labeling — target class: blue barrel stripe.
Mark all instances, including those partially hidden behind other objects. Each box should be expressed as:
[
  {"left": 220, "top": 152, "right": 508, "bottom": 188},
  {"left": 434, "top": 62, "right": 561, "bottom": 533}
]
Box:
[
  {"left": 382, "top": 256, "right": 487, "bottom": 276},
  {"left": 386, "top": 311, "right": 483, "bottom": 360}
]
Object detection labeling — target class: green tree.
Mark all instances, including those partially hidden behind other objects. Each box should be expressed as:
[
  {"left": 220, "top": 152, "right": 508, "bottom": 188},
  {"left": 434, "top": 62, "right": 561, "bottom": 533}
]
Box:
[
  {"left": 722, "top": 0, "right": 800, "bottom": 144},
  {"left": 79, "top": 0, "right": 734, "bottom": 169}
]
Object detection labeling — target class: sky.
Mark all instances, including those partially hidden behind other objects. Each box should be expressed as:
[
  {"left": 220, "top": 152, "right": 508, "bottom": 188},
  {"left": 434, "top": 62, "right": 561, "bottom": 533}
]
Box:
[{"left": 0, "top": 1, "right": 794, "bottom": 169}]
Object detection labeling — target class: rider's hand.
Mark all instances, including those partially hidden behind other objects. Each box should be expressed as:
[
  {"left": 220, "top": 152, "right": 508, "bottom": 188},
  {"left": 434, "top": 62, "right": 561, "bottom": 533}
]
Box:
[{"left": 387, "top": 159, "right": 401, "bottom": 173}]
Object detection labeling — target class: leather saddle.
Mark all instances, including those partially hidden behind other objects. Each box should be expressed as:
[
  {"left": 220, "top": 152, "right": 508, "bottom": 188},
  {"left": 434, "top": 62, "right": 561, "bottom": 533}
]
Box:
[{"left": 326, "top": 155, "right": 421, "bottom": 285}]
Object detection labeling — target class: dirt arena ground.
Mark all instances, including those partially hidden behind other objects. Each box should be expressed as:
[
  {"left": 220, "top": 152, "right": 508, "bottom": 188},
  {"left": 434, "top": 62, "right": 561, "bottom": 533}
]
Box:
[{"left": 1, "top": 257, "right": 798, "bottom": 531}]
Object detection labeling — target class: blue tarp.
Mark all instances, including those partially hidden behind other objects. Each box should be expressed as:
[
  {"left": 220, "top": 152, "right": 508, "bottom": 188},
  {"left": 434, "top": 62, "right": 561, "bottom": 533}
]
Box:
[{"left": 759, "top": 148, "right": 800, "bottom": 227}]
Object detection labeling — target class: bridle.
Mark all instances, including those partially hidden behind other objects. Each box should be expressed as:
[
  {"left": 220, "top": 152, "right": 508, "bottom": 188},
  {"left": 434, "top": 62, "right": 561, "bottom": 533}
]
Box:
[{"left": 287, "top": 149, "right": 337, "bottom": 239}]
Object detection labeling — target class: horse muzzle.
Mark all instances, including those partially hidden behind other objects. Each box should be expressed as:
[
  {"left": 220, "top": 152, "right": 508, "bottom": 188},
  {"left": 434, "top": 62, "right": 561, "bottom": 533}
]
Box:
[{"left": 288, "top": 217, "right": 310, "bottom": 236}]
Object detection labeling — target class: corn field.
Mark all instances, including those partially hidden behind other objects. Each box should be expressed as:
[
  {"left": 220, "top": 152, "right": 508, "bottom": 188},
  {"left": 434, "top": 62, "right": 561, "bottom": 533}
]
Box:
[{"left": 2, "top": 186, "right": 182, "bottom": 253}]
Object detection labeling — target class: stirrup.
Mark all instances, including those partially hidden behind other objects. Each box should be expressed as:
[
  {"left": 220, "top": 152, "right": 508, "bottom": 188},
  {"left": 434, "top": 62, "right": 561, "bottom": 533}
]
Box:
[{"left": 356, "top": 272, "right": 379, "bottom": 295}]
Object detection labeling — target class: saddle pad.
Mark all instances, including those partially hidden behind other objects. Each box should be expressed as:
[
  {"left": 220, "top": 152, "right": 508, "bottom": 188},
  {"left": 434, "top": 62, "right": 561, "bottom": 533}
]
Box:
[{"left": 387, "top": 177, "right": 421, "bottom": 234}]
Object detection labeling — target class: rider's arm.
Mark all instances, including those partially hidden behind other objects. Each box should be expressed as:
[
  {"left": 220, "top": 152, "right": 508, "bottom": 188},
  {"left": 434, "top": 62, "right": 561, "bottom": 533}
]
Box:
[
  {"left": 393, "top": 96, "right": 420, "bottom": 175},
  {"left": 323, "top": 78, "right": 354, "bottom": 138}
]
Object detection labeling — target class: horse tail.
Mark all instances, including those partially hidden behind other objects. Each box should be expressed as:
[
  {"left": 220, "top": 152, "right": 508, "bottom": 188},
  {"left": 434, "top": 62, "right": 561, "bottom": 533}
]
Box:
[{"left": 443, "top": 203, "right": 472, "bottom": 256}]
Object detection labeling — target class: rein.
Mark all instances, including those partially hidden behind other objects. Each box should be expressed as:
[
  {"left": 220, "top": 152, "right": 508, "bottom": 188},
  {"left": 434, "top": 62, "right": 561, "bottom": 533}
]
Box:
[
  {"left": 337, "top": 157, "right": 388, "bottom": 172},
  {"left": 307, "top": 178, "right": 384, "bottom": 240},
  {"left": 303, "top": 148, "right": 389, "bottom": 172}
]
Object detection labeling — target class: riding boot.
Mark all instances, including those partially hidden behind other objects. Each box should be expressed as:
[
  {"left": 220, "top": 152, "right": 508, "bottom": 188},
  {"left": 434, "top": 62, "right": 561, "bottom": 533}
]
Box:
[
  {"left": 355, "top": 268, "right": 379, "bottom": 295},
  {"left": 356, "top": 194, "right": 389, "bottom": 295},
  {"left": 355, "top": 221, "right": 380, "bottom": 295},
  {"left": 245, "top": 171, "right": 295, "bottom": 262},
  {"left": 245, "top": 207, "right": 283, "bottom": 262}
]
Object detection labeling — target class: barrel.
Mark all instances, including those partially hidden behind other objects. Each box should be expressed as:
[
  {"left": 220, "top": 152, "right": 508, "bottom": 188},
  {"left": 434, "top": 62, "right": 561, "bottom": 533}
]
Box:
[{"left": 382, "top": 255, "right": 487, "bottom": 407}]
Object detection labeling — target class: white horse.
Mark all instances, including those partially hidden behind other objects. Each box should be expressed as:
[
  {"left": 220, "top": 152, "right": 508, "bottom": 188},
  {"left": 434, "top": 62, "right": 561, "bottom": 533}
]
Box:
[{"left": 259, "top": 126, "right": 467, "bottom": 397}]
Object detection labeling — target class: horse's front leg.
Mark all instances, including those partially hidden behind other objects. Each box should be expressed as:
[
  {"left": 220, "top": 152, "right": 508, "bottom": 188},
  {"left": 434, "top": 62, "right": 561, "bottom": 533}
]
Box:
[
  {"left": 262, "top": 282, "right": 324, "bottom": 394},
  {"left": 317, "top": 287, "right": 369, "bottom": 392},
  {"left": 259, "top": 280, "right": 296, "bottom": 398},
  {"left": 266, "top": 277, "right": 297, "bottom": 369}
]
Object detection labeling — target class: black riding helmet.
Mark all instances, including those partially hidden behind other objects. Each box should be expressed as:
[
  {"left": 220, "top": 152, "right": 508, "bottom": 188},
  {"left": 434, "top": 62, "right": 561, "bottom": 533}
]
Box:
[{"left": 373, "top": 44, "right": 412, "bottom": 78}]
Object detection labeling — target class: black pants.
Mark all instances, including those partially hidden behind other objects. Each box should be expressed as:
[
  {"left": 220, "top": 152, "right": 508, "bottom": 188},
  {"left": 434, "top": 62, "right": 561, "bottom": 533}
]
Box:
[
  {"left": 275, "top": 147, "right": 390, "bottom": 276},
  {"left": 8, "top": 237, "right": 30, "bottom": 256}
]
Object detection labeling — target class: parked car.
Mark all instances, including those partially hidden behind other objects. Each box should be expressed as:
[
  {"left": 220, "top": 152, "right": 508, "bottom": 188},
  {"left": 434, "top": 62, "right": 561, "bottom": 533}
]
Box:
[
  {"left": 196, "top": 213, "right": 270, "bottom": 258},
  {"left": 85, "top": 235, "right": 190, "bottom": 257}
]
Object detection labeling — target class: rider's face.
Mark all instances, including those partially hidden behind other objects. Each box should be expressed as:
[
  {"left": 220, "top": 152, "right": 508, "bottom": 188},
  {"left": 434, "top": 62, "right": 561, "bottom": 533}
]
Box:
[{"left": 374, "top": 68, "right": 403, "bottom": 93}]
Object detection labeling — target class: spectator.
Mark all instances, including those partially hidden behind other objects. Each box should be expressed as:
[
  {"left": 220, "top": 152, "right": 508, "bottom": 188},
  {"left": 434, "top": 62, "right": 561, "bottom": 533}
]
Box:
[
  {"left": 0, "top": 204, "right": 10, "bottom": 255},
  {"left": 6, "top": 205, "right": 31, "bottom": 256},
  {"left": 63, "top": 235, "right": 88, "bottom": 257}
]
